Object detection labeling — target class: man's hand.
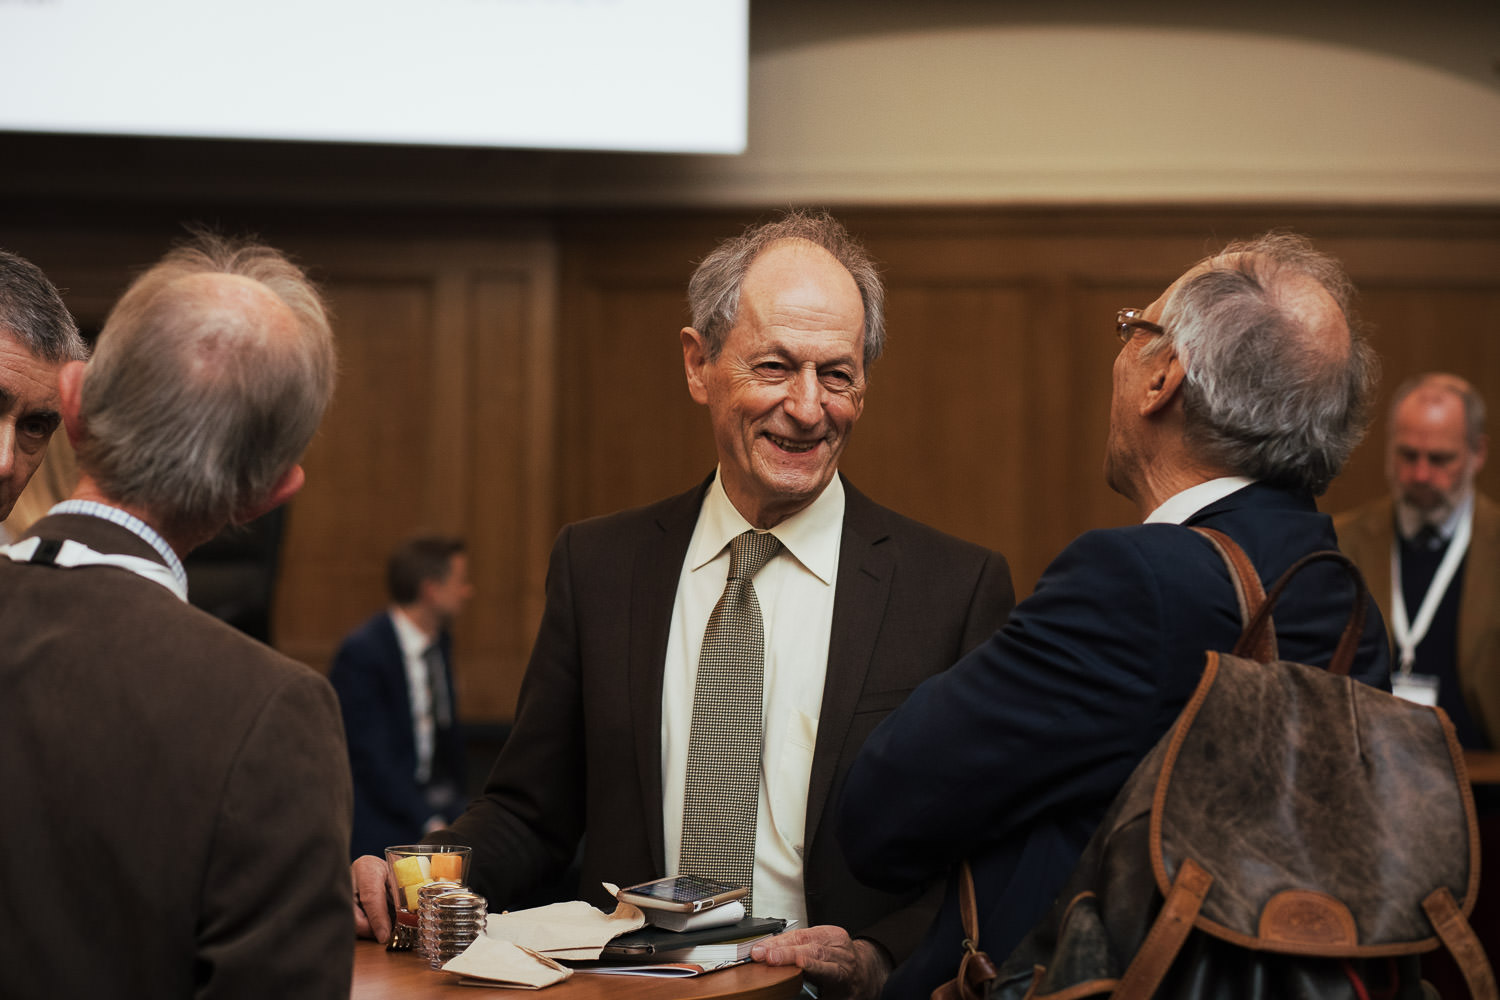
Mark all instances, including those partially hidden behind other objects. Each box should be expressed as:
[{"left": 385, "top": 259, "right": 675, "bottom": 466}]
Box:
[
  {"left": 750, "top": 925, "right": 892, "bottom": 1000},
  {"left": 351, "top": 854, "right": 394, "bottom": 942}
]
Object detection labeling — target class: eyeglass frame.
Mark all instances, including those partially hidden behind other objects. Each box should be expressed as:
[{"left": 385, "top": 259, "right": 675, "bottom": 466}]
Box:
[{"left": 1116, "top": 308, "right": 1165, "bottom": 343}]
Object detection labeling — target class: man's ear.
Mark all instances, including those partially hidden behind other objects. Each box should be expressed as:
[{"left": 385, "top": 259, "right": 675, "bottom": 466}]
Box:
[
  {"left": 1141, "top": 352, "right": 1187, "bottom": 417},
  {"left": 1473, "top": 433, "right": 1489, "bottom": 476},
  {"left": 58, "top": 360, "right": 88, "bottom": 447},
  {"left": 232, "top": 464, "right": 305, "bottom": 525},
  {"left": 681, "top": 327, "right": 711, "bottom": 405}
]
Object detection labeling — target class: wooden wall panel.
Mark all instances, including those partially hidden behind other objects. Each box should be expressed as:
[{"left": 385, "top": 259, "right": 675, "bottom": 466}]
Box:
[
  {"left": 4, "top": 207, "right": 1498, "bottom": 723},
  {"left": 555, "top": 210, "right": 1500, "bottom": 603},
  {"left": 268, "top": 237, "right": 558, "bottom": 724},
  {"left": 273, "top": 278, "right": 436, "bottom": 656},
  {"left": 557, "top": 280, "right": 715, "bottom": 520}
]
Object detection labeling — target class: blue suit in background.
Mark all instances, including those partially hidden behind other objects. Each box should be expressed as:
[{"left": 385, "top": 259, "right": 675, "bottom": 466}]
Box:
[
  {"left": 330, "top": 612, "right": 467, "bottom": 859},
  {"left": 839, "top": 482, "right": 1393, "bottom": 999}
]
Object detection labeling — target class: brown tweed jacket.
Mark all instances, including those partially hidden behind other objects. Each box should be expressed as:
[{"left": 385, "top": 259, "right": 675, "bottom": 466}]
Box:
[
  {"left": 1335, "top": 491, "right": 1500, "bottom": 744},
  {"left": 0, "top": 512, "right": 354, "bottom": 998}
]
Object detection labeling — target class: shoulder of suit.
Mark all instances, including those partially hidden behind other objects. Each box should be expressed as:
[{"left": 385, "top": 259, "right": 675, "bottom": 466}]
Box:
[
  {"left": 564, "top": 479, "right": 709, "bottom": 540},
  {"left": 1330, "top": 496, "right": 1392, "bottom": 541},
  {"left": 841, "top": 483, "right": 1003, "bottom": 562}
]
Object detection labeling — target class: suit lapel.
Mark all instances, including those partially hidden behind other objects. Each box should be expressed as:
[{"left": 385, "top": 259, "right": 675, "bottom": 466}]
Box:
[
  {"left": 373, "top": 612, "right": 419, "bottom": 761},
  {"left": 1459, "top": 494, "right": 1500, "bottom": 686},
  {"left": 629, "top": 477, "right": 714, "bottom": 871},
  {"left": 805, "top": 480, "right": 895, "bottom": 849},
  {"left": 1365, "top": 500, "right": 1397, "bottom": 640}
]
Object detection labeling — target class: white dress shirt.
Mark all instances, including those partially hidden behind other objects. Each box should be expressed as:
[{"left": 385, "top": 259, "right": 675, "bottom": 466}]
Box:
[
  {"left": 661, "top": 471, "right": 844, "bottom": 926},
  {"left": 389, "top": 607, "right": 439, "bottom": 785},
  {"left": 1144, "top": 477, "right": 1256, "bottom": 525}
]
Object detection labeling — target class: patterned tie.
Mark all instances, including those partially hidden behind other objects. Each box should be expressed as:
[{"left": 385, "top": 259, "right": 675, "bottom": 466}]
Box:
[{"left": 679, "top": 529, "right": 783, "bottom": 910}]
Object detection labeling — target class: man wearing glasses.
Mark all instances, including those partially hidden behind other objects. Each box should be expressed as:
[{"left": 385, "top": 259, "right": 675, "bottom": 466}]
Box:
[{"left": 839, "top": 232, "right": 1394, "bottom": 998}]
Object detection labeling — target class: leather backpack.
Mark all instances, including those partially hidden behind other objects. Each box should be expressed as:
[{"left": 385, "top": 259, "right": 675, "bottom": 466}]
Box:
[{"left": 938, "top": 529, "right": 1496, "bottom": 1000}]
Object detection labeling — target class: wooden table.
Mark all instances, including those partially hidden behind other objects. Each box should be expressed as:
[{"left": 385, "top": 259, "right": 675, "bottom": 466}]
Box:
[
  {"left": 1466, "top": 750, "right": 1500, "bottom": 785},
  {"left": 352, "top": 940, "right": 803, "bottom": 999}
]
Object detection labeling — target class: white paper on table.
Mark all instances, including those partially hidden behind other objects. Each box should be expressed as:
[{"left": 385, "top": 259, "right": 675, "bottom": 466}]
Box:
[
  {"left": 483, "top": 895, "right": 646, "bottom": 961},
  {"left": 443, "top": 935, "right": 572, "bottom": 989}
]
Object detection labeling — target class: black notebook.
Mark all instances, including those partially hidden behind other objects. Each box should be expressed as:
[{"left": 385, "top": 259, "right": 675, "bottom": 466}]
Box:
[{"left": 601, "top": 916, "right": 788, "bottom": 958}]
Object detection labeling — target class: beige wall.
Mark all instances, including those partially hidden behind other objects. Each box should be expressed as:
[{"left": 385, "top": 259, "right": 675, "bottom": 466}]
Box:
[
  {"left": 538, "top": 2, "right": 1500, "bottom": 206},
  {"left": 2, "top": 3, "right": 1495, "bottom": 209}
]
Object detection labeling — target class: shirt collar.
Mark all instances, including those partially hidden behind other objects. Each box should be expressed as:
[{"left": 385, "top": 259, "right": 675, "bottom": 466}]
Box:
[
  {"left": 389, "top": 606, "right": 435, "bottom": 658},
  {"left": 1395, "top": 487, "right": 1473, "bottom": 543},
  {"left": 689, "top": 469, "right": 844, "bottom": 585},
  {"left": 46, "top": 499, "right": 189, "bottom": 595},
  {"left": 1144, "top": 476, "right": 1257, "bottom": 525}
]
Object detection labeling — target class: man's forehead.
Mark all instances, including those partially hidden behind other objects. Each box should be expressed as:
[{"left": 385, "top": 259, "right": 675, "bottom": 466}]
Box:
[{"left": 0, "top": 329, "right": 64, "bottom": 405}]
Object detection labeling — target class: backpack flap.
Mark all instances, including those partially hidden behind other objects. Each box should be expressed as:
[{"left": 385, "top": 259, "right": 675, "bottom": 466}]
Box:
[{"left": 1150, "top": 649, "right": 1480, "bottom": 957}]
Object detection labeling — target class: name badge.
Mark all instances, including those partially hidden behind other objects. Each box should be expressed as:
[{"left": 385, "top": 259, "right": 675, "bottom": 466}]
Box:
[{"left": 1393, "top": 672, "right": 1440, "bottom": 707}]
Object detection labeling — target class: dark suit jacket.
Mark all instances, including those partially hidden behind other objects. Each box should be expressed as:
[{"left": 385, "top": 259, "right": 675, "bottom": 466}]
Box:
[
  {"left": 0, "top": 513, "right": 354, "bottom": 998},
  {"left": 330, "top": 611, "right": 467, "bottom": 858},
  {"left": 839, "top": 483, "right": 1393, "bottom": 998},
  {"left": 1336, "top": 492, "right": 1500, "bottom": 746},
  {"left": 431, "top": 474, "right": 1014, "bottom": 962}
]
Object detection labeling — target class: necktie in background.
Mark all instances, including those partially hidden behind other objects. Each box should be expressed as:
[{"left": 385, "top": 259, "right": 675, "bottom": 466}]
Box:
[
  {"left": 679, "top": 530, "right": 782, "bottom": 910},
  {"left": 423, "top": 642, "right": 453, "bottom": 729}
]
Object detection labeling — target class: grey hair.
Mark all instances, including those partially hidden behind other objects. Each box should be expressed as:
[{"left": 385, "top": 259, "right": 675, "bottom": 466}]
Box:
[
  {"left": 78, "top": 232, "right": 337, "bottom": 539},
  {"left": 686, "top": 209, "right": 886, "bottom": 368},
  {"left": 1388, "top": 372, "right": 1486, "bottom": 451},
  {"left": 0, "top": 249, "right": 88, "bottom": 363},
  {"left": 1142, "top": 231, "right": 1377, "bottom": 495}
]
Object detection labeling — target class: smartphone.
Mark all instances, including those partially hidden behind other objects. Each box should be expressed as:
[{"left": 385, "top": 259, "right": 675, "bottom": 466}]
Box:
[{"left": 616, "top": 874, "right": 749, "bottom": 913}]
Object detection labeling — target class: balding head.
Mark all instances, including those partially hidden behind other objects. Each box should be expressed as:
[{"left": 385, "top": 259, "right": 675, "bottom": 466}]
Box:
[
  {"left": 76, "top": 233, "right": 336, "bottom": 542},
  {"left": 1141, "top": 231, "right": 1377, "bottom": 495}
]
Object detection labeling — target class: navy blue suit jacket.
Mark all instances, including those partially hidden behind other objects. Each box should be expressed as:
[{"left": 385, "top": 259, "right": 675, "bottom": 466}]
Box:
[
  {"left": 839, "top": 482, "right": 1392, "bottom": 998},
  {"left": 329, "top": 612, "right": 466, "bottom": 859}
]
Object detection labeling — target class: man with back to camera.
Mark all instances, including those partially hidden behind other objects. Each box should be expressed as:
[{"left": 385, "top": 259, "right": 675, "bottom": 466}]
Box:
[
  {"left": 331, "top": 534, "right": 475, "bottom": 858},
  {"left": 0, "top": 233, "right": 353, "bottom": 997},
  {"left": 0, "top": 248, "right": 88, "bottom": 524},
  {"left": 839, "top": 232, "right": 1393, "bottom": 998},
  {"left": 1336, "top": 373, "right": 1499, "bottom": 747},
  {"left": 350, "top": 210, "right": 1016, "bottom": 998}
]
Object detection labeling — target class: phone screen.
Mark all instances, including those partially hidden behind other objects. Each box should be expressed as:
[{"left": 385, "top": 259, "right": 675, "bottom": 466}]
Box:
[{"left": 626, "top": 875, "right": 738, "bottom": 902}]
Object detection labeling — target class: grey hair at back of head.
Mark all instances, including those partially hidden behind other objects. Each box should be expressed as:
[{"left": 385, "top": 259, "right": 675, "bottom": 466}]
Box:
[
  {"left": 0, "top": 249, "right": 88, "bottom": 363},
  {"left": 78, "top": 232, "right": 337, "bottom": 539},
  {"left": 687, "top": 209, "right": 886, "bottom": 369},
  {"left": 1146, "top": 231, "right": 1377, "bottom": 495}
]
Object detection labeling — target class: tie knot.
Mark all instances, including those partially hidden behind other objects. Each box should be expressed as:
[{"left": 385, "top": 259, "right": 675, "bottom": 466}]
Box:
[
  {"left": 728, "top": 530, "right": 781, "bottom": 581},
  {"left": 1413, "top": 524, "right": 1444, "bottom": 551}
]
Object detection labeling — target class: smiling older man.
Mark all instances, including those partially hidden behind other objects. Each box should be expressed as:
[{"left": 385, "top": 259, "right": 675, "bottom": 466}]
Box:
[{"left": 351, "top": 210, "right": 1015, "bottom": 1000}]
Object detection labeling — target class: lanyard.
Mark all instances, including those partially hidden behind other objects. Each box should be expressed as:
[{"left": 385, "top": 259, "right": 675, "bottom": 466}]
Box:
[
  {"left": 1389, "top": 508, "right": 1471, "bottom": 675},
  {"left": 0, "top": 535, "right": 188, "bottom": 602}
]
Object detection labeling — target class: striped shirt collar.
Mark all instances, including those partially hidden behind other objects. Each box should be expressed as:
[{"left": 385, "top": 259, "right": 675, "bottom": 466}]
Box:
[{"left": 45, "top": 499, "right": 189, "bottom": 596}]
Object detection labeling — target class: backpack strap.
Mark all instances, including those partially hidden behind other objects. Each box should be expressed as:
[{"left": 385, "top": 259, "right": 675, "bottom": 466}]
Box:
[
  {"left": 1113, "top": 858, "right": 1214, "bottom": 1000},
  {"left": 1191, "top": 529, "right": 1368, "bottom": 676},
  {"left": 1247, "top": 550, "right": 1369, "bottom": 677},
  {"left": 1191, "top": 528, "right": 1275, "bottom": 662},
  {"left": 1422, "top": 887, "right": 1499, "bottom": 1000},
  {"left": 930, "top": 861, "right": 998, "bottom": 1000}
]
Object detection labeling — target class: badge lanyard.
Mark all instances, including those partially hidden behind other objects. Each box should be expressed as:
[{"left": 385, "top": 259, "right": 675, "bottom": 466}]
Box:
[
  {"left": 0, "top": 535, "right": 187, "bottom": 601},
  {"left": 1389, "top": 507, "right": 1471, "bottom": 677}
]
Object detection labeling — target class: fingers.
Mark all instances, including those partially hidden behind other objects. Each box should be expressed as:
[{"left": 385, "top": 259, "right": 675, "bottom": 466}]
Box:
[
  {"left": 351, "top": 855, "right": 393, "bottom": 943},
  {"left": 750, "top": 927, "right": 887, "bottom": 1000}
]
